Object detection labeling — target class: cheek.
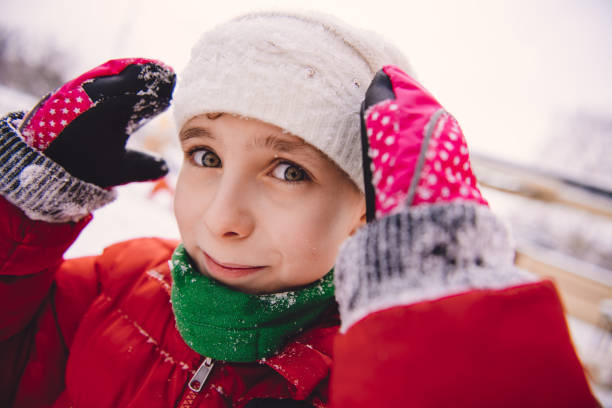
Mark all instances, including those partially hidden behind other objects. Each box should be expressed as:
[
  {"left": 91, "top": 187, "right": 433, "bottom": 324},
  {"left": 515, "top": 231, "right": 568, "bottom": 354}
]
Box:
[
  {"left": 271, "top": 196, "right": 356, "bottom": 273},
  {"left": 173, "top": 169, "right": 207, "bottom": 241}
]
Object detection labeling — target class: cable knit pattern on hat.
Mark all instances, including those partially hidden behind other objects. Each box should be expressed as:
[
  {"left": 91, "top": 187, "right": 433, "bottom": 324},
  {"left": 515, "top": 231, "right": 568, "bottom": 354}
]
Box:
[{"left": 173, "top": 11, "right": 414, "bottom": 192}]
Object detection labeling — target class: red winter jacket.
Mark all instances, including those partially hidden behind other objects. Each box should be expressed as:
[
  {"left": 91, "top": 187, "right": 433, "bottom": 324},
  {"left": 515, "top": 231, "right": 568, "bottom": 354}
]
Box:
[
  {"left": 1, "top": 196, "right": 601, "bottom": 408},
  {"left": 0, "top": 197, "right": 337, "bottom": 407},
  {"left": 0, "top": 105, "right": 602, "bottom": 407}
]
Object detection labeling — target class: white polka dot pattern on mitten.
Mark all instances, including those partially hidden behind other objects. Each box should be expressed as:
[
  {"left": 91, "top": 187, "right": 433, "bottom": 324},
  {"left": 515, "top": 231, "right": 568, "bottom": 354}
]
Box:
[
  {"left": 365, "top": 101, "right": 487, "bottom": 218},
  {"left": 22, "top": 88, "right": 93, "bottom": 151},
  {"left": 412, "top": 112, "right": 488, "bottom": 207},
  {"left": 365, "top": 99, "right": 418, "bottom": 218},
  {"left": 19, "top": 58, "right": 169, "bottom": 153}
]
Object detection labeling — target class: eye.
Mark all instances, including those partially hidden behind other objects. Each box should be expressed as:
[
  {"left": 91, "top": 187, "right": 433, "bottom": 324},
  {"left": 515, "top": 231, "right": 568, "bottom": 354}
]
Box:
[
  {"left": 192, "top": 148, "right": 221, "bottom": 168},
  {"left": 271, "top": 162, "right": 309, "bottom": 182}
]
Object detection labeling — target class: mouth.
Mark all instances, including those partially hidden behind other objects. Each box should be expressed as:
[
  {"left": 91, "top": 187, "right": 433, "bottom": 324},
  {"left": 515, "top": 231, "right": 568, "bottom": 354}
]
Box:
[{"left": 201, "top": 250, "right": 266, "bottom": 279}]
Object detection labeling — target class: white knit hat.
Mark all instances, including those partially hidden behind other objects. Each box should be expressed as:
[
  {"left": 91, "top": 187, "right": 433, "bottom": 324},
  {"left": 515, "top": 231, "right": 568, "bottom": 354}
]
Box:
[{"left": 173, "top": 10, "right": 414, "bottom": 191}]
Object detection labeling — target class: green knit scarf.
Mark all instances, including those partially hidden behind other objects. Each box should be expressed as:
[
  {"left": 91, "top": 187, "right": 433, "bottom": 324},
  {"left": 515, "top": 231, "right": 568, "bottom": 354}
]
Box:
[{"left": 170, "top": 244, "right": 335, "bottom": 362}]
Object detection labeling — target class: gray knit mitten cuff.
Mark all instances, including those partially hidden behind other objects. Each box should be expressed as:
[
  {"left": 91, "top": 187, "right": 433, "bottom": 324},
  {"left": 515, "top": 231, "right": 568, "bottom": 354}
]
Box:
[
  {"left": 0, "top": 112, "right": 116, "bottom": 223},
  {"left": 334, "top": 202, "right": 536, "bottom": 332}
]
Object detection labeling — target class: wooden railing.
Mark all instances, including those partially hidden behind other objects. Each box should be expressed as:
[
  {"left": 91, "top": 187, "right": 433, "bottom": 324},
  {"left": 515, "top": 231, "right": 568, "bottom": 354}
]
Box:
[{"left": 471, "top": 153, "right": 612, "bottom": 326}]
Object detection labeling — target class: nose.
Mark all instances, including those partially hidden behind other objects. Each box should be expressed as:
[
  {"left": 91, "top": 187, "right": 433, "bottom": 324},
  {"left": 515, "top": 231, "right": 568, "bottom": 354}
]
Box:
[{"left": 203, "top": 173, "right": 255, "bottom": 239}]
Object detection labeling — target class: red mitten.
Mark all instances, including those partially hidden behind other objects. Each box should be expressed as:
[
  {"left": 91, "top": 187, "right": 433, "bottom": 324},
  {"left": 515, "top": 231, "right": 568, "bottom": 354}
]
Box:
[
  {"left": 360, "top": 65, "right": 487, "bottom": 221},
  {"left": 18, "top": 58, "right": 175, "bottom": 187},
  {"left": 334, "top": 65, "right": 531, "bottom": 332},
  {"left": 0, "top": 58, "right": 174, "bottom": 222},
  {"left": 334, "top": 67, "right": 597, "bottom": 408}
]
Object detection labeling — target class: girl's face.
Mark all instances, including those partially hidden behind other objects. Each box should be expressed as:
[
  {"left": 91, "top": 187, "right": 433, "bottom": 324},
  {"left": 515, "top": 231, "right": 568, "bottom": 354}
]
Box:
[{"left": 174, "top": 114, "right": 365, "bottom": 294}]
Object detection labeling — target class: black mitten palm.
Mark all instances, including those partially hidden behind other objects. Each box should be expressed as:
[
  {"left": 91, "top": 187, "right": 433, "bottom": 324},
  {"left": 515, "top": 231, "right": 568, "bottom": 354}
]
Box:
[{"left": 19, "top": 58, "right": 175, "bottom": 187}]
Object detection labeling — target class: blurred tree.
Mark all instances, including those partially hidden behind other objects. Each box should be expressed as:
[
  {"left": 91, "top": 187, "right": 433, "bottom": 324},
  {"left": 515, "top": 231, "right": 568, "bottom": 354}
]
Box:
[{"left": 0, "top": 27, "right": 71, "bottom": 97}]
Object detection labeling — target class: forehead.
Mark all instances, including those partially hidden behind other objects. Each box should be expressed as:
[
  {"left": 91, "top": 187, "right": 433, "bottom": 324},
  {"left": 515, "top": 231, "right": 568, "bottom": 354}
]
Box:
[{"left": 180, "top": 114, "right": 335, "bottom": 165}]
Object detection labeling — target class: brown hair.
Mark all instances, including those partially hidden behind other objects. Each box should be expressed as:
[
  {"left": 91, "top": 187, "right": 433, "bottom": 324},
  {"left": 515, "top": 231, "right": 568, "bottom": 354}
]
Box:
[{"left": 206, "top": 112, "right": 223, "bottom": 120}]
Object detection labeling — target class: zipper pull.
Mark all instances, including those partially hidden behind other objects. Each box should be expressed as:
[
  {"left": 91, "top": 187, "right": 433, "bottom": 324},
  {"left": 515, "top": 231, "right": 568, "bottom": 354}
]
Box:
[{"left": 188, "top": 357, "right": 215, "bottom": 392}]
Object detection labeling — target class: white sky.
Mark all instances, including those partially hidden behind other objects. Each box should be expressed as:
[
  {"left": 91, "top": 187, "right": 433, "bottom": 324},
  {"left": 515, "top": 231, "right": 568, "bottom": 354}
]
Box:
[{"left": 1, "top": 0, "right": 611, "bottom": 164}]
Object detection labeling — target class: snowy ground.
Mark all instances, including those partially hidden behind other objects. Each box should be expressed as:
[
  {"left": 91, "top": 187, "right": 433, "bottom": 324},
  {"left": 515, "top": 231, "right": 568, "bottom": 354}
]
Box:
[
  {"left": 567, "top": 316, "right": 612, "bottom": 406},
  {"left": 65, "top": 181, "right": 179, "bottom": 258},
  {"left": 0, "top": 84, "right": 36, "bottom": 114},
  {"left": 484, "top": 187, "right": 612, "bottom": 273}
]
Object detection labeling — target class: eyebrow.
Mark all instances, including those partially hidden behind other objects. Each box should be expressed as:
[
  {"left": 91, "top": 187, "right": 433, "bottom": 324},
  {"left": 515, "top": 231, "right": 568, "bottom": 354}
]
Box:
[
  {"left": 248, "top": 134, "right": 310, "bottom": 154},
  {"left": 179, "top": 127, "right": 211, "bottom": 142},
  {"left": 179, "top": 126, "right": 323, "bottom": 161}
]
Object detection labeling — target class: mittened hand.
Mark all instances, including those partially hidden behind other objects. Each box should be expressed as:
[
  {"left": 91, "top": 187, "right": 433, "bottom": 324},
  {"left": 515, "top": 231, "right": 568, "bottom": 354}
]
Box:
[
  {"left": 360, "top": 65, "right": 487, "bottom": 221},
  {"left": 19, "top": 58, "right": 176, "bottom": 188}
]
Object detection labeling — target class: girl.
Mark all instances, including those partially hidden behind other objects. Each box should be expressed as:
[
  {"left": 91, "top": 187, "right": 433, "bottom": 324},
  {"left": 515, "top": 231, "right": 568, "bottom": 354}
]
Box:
[{"left": 0, "top": 11, "right": 599, "bottom": 408}]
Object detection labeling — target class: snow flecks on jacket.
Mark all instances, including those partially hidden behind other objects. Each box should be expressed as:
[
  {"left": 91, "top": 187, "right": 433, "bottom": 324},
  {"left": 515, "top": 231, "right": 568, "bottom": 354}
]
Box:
[
  {"left": 146, "top": 268, "right": 172, "bottom": 297},
  {"left": 104, "top": 295, "right": 195, "bottom": 374},
  {"left": 211, "top": 384, "right": 228, "bottom": 399}
]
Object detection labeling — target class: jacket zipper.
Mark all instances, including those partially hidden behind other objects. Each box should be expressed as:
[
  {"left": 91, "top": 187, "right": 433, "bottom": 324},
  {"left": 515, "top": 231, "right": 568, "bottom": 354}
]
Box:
[
  {"left": 189, "top": 357, "right": 215, "bottom": 391},
  {"left": 177, "top": 357, "right": 216, "bottom": 408}
]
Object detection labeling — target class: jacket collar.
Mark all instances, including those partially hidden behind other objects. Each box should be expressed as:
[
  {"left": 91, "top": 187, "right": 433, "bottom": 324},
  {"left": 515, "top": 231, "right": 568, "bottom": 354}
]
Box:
[{"left": 262, "top": 313, "right": 339, "bottom": 399}]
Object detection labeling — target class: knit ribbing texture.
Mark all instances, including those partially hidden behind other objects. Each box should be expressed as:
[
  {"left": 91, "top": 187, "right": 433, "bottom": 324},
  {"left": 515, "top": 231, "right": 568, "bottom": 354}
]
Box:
[
  {"left": 0, "top": 112, "right": 116, "bottom": 223},
  {"left": 170, "top": 244, "right": 335, "bottom": 362},
  {"left": 334, "top": 202, "right": 536, "bottom": 332}
]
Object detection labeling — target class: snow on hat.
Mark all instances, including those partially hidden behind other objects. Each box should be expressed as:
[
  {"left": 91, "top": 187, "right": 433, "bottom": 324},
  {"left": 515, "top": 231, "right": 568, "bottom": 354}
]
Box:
[{"left": 173, "top": 10, "right": 414, "bottom": 192}]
